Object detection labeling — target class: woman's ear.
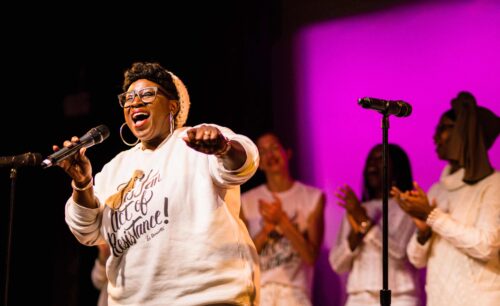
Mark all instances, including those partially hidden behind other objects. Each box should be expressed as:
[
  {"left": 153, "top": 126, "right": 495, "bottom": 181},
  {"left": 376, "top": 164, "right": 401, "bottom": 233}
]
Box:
[{"left": 170, "top": 100, "right": 180, "bottom": 115}]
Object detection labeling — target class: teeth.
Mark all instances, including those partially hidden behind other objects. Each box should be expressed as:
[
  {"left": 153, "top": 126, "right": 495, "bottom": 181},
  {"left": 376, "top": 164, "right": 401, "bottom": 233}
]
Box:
[{"left": 132, "top": 112, "right": 148, "bottom": 119}]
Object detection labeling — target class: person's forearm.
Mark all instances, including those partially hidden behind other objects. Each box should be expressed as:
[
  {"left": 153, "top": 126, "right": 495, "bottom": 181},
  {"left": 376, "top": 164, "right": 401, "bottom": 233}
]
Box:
[
  {"left": 72, "top": 178, "right": 98, "bottom": 208},
  {"left": 278, "top": 217, "right": 318, "bottom": 265},
  {"left": 218, "top": 140, "right": 246, "bottom": 170},
  {"left": 416, "top": 227, "right": 433, "bottom": 245},
  {"left": 253, "top": 227, "right": 273, "bottom": 253},
  {"left": 347, "top": 229, "right": 364, "bottom": 251},
  {"left": 346, "top": 213, "right": 372, "bottom": 251}
]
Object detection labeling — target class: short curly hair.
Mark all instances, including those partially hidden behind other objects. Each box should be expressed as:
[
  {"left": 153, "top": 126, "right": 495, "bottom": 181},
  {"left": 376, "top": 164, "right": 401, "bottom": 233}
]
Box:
[{"left": 122, "top": 62, "right": 190, "bottom": 128}]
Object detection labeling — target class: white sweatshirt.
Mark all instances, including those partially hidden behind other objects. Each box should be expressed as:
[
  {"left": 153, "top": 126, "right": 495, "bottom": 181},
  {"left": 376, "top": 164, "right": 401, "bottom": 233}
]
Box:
[
  {"left": 407, "top": 165, "right": 500, "bottom": 306},
  {"left": 65, "top": 125, "right": 260, "bottom": 306}
]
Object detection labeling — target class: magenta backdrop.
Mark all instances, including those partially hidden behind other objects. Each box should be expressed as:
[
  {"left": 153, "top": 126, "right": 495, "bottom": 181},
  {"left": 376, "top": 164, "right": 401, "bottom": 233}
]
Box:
[{"left": 293, "top": 1, "right": 500, "bottom": 305}]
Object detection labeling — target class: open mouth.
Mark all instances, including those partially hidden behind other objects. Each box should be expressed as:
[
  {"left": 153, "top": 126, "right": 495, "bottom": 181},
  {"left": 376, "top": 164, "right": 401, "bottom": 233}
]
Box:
[
  {"left": 132, "top": 112, "right": 150, "bottom": 126},
  {"left": 265, "top": 157, "right": 280, "bottom": 167}
]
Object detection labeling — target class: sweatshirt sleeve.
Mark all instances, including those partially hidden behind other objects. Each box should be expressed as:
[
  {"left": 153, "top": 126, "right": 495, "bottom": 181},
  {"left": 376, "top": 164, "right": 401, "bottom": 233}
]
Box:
[
  {"left": 424, "top": 175, "right": 500, "bottom": 262},
  {"left": 406, "top": 183, "right": 440, "bottom": 268},
  {"left": 406, "top": 231, "right": 433, "bottom": 268},
  {"left": 329, "top": 215, "right": 359, "bottom": 273},
  {"left": 207, "top": 124, "right": 259, "bottom": 187},
  {"left": 64, "top": 196, "right": 105, "bottom": 246},
  {"left": 427, "top": 203, "right": 500, "bottom": 261}
]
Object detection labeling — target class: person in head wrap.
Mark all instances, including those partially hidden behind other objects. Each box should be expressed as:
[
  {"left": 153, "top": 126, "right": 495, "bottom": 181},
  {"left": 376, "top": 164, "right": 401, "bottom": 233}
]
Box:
[
  {"left": 53, "top": 62, "right": 261, "bottom": 305},
  {"left": 391, "top": 91, "right": 500, "bottom": 306}
]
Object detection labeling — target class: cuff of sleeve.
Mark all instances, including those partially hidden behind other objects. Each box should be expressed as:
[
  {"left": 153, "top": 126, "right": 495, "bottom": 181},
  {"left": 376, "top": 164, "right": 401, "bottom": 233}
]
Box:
[
  {"left": 407, "top": 231, "right": 431, "bottom": 268},
  {"left": 342, "top": 236, "right": 361, "bottom": 257},
  {"left": 209, "top": 134, "right": 259, "bottom": 186},
  {"left": 363, "top": 223, "right": 379, "bottom": 243},
  {"left": 66, "top": 197, "right": 101, "bottom": 225},
  {"left": 71, "top": 197, "right": 100, "bottom": 213},
  {"left": 426, "top": 207, "right": 443, "bottom": 227},
  {"left": 214, "top": 141, "right": 253, "bottom": 174}
]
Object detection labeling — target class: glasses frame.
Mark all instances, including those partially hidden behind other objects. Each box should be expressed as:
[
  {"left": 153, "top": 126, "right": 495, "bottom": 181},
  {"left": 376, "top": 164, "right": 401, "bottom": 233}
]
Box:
[{"left": 117, "top": 86, "right": 172, "bottom": 108}]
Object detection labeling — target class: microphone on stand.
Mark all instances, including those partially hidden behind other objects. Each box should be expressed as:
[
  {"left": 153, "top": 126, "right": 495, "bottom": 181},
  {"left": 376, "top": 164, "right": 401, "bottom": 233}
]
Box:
[
  {"left": 358, "top": 97, "right": 412, "bottom": 117},
  {"left": 41, "top": 124, "right": 110, "bottom": 169},
  {"left": 0, "top": 152, "right": 43, "bottom": 168}
]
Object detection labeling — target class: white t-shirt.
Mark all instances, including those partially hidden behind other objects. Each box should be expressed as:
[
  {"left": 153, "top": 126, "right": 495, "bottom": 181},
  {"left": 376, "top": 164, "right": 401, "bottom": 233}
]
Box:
[{"left": 241, "top": 182, "right": 323, "bottom": 297}]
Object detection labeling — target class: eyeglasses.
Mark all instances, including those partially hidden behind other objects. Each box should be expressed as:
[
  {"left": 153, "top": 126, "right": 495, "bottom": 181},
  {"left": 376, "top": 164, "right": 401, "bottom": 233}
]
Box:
[{"left": 118, "top": 86, "right": 169, "bottom": 108}]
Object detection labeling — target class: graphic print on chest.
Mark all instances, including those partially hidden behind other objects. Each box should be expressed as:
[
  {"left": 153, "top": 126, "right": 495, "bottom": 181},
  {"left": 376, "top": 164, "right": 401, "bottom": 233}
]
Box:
[
  {"left": 106, "top": 169, "right": 170, "bottom": 256},
  {"left": 259, "top": 212, "right": 301, "bottom": 270}
]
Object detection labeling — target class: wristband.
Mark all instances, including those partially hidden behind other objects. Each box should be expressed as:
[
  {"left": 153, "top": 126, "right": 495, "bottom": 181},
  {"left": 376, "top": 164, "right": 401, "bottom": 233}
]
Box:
[
  {"left": 71, "top": 178, "right": 93, "bottom": 191},
  {"left": 215, "top": 139, "right": 232, "bottom": 157},
  {"left": 358, "top": 219, "right": 372, "bottom": 234}
]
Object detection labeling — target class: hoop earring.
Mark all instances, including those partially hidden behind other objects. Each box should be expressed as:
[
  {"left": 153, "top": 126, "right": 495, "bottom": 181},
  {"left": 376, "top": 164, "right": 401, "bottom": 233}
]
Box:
[
  {"left": 120, "top": 123, "right": 139, "bottom": 146},
  {"left": 169, "top": 112, "right": 175, "bottom": 134}
]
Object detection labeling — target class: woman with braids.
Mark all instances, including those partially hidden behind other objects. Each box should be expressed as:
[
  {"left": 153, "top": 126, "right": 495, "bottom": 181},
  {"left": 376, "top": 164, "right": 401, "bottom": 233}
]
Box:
[
  {"left": 330, "top": 144, "right": 421, "bottom": 306},
  {"left": 391, "top": 92, "right": 500, "bottom": 306},
  {"left": 53, "top": 62, "right": 261, "bottom": 305}
]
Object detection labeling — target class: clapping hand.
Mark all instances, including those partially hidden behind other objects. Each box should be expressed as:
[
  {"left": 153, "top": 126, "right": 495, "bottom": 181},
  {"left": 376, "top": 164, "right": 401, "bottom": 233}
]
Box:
[
  {"left": 258, "top": 194, "right": 286, "bottom": 225},
  {"left": 335, "top": 184, "right": 368, "bottom": 224},
  {"left": 391, "top": 182, "right": 436, "bottom": 225}
]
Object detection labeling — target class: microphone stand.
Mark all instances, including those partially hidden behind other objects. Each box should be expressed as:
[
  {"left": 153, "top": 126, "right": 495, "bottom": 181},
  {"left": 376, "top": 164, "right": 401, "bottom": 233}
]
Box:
[
  {"left": 359, "top": 96, "right": 411, "bottom": 306},
  {"left": 3, "top": 168, "right": 17, "bottom": 306},
  {"left": 380, "top": 113, "right": 391, "bottom": 306}
]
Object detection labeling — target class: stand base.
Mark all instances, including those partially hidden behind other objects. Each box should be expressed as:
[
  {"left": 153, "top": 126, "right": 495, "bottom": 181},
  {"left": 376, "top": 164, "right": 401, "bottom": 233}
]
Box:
[{"left": 380, "top": 289, "right": 391, "bottom": 306}]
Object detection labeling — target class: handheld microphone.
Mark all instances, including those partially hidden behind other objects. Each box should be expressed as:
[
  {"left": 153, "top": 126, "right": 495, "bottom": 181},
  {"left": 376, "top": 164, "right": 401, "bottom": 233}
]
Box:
[
  {"left": 0, "top": 152, "right": 43, "bottom": 168},
  {"left": 358, "top": 97, "right": 412, "bottom": 117},
  {"left": 41, "top": 125, "right": 110, "bottom": 169}
]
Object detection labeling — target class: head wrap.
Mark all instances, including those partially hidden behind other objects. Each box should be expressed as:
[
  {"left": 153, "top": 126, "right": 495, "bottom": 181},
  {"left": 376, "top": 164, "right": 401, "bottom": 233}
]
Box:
[
  {"left": 167, "top": 71, "right": 190, "bottom": 128},
  {"left": 444, "top": 91, "right": 500, "bottom": 184}
]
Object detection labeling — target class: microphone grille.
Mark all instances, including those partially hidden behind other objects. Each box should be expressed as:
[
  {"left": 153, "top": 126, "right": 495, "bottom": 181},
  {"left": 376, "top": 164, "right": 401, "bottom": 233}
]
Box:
[
  {"left": 19, "top": 152, "right": 43, "bottom": 167},
  {"left": 358, "top": 97, "right": 371, "bottom": 108},
  {"left": 90, "top": 124, "right": 110, "bottom": 144},
  {"left": 396, "top": 101, "right": 412, "bottom": 117}
]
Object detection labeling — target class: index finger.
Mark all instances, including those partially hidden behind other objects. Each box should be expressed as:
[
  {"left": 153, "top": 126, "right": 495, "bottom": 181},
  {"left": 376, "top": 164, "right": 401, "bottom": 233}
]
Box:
[
  {"left": 390, "top": 186, "right": 401, "bottom": 197},
  {"left": 413, "top": 181, "right": 426, "bottom": 197},
  {"left": 185, "top": 128, "right": 197, "bottom": 140}
]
